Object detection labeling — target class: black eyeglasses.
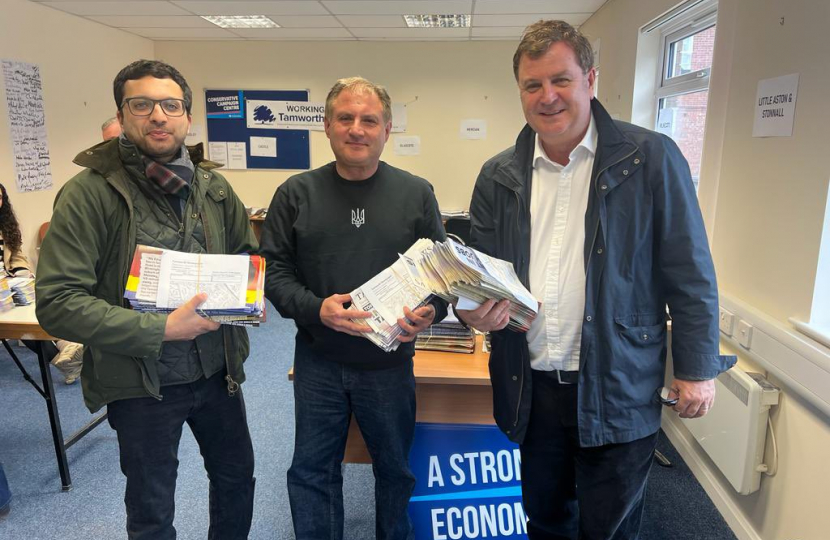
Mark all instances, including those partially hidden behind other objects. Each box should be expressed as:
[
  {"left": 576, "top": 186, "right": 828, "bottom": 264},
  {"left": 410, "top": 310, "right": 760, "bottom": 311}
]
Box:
[{"left": 121, "top": 97, "right": 187, "bottom": 117}]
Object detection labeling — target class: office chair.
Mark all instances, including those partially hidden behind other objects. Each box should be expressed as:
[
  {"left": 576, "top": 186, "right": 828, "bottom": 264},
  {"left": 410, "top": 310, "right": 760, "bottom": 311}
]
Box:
[{"left": 444, "top": 217, "right": 472, "bottom": 245}]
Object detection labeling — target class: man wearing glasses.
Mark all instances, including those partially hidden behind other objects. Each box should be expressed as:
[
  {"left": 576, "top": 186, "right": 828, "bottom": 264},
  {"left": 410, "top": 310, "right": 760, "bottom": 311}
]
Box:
[{"left": 36, "top": 60, "right": 257, "bottom": 539}]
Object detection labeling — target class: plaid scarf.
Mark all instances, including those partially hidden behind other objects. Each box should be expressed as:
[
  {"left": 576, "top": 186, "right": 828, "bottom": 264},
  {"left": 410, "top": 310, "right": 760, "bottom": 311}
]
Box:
[{"left": 119, "top": 135, "right": 195, "bottom": 198}]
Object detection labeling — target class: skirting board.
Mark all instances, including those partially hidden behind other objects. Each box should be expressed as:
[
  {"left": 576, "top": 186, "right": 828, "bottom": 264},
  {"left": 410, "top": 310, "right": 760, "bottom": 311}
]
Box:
[{"left": 661, "top": 415, "right": 762, "bottom": 540}]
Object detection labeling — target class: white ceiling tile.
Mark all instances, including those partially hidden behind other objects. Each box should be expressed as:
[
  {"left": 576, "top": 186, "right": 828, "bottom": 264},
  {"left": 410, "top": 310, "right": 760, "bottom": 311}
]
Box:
[
  {"left": 335, "top": 15, "right": 406, "bottom": 28},
  {"left": 471, "top": 26, "right": 525, "bottom": 37},
  {"left": 350, "top": 27, "right": 469, "bottom": 38},
  {"left": 171, "top": 1, "right": 329, "bottom": 16},
  {"left": 125, "top": 26, "right": 239, "bottom": 38},
  {"left": 40, "top": 1, "right": 191, "bottom": 16},
  {"left": 230, "top": 27, "right": 354, "bottom": 38},
  {"left": 360, "top": 37, "right": 469, "bottom": 41},
  {"left": 474, "top": 0, "right": 606, "bottom": 15},
  {"left": 472, "top": 13, "right": 589, "bottom": 27},
  {"left": 323, "top": 1, "right": 472, "bottom": 16},
  {"left": 87, "top": 15, "right": 217, "bottom": 28},
  {"left": 269, "top": 15, "right": 344, "bottom": 28}
]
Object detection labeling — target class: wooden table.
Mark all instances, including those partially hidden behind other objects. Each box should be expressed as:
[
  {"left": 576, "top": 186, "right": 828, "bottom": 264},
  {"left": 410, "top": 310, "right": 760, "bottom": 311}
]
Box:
[
  {"left": 0, "top": 304, "right": 107, "bottom": 491},
  {"left": 289, "top": 335, "right": 494, "bottom": 463},
  {"left": 249, "top": 214, "right": 266, "bottom": 243}
]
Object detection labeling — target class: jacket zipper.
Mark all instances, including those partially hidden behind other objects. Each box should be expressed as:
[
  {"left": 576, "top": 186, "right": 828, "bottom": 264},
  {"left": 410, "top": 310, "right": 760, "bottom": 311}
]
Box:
[
  {"left": 198, "top": 173, "right": 240, "bottom": 397},
  {"left": 512, "top": 190, "right": 525, "bottom": 428},
  {"left": 584, "top": 148, "right": 638, "bottom": 271}
]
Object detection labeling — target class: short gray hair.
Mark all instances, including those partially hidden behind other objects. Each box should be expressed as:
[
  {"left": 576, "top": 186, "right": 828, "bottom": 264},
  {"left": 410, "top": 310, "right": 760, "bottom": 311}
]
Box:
[
  {"left": 513, "top": 20, "right": 594, "bottom": 80},
  {"left": 101, "top": 117, "right": 119, "bottom": 131},
  {"left": 325, "top": 77, "right": 392, "bottom": 124}
]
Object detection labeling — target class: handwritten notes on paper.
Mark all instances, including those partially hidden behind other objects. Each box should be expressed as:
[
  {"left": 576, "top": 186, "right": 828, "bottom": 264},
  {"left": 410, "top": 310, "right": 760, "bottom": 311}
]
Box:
[{"left": 2, "top": 60, "right": 52, "bottom": 192}]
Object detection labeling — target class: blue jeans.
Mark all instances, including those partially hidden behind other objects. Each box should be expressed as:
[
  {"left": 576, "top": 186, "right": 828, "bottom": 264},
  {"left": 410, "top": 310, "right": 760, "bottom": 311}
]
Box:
[
  {"left": 107, "top": 369, "right": 255, "bottom": 540},
  {"left": 520, "top": 370, "right": 659, "bottom": 540},
  {"left": 288, "top": 338, "right": 416, "bottom": 540}
]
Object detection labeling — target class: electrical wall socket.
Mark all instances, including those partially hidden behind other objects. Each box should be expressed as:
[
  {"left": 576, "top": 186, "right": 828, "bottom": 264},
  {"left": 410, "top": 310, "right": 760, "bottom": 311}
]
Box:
[
  {"left": 737, "top": 320, "right": 753, "bottom": 348},
  {"left": 719, "top": 308, "right": 735, "bottom": 336}
]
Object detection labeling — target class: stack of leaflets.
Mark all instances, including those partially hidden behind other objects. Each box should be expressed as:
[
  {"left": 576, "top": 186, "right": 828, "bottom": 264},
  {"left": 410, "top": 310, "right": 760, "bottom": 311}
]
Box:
[
  {"left": 124, "top": 245, "right": 265, "bottom": 326},
  {"left": 404, "top": 239, "right": 538, "bottom": 332},
  {"left": 349, "top": 238, "right": 538, "bottom": 352},
  {"left": 348, "top": 239, "right": 435, "bottom": 353},
  {"left": 415, "top": 306, "right": 475, "bottom": 354},
  {"left": 8, "top": 277, "right": 36, "bottom": 306},
  {"left": 0, "top": 278, "right": 14, "bottom": 313}
]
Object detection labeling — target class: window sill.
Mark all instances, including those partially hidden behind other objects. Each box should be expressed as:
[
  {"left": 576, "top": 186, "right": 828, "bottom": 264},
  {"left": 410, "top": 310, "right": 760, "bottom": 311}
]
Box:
[{"left": 789, "top": 319, "right": 830, "bottom": 351}]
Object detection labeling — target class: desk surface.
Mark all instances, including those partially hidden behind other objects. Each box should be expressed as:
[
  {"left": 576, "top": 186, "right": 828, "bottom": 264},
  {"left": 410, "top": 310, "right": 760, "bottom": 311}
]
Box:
[
  {"left": 287, "top": 335, "right": 490, "bottom": 384},
  {"left": 0, "top": 304, "right": 54, "bottom": 341},
  {"left": 411, "top": 335, "right": 490, "bottom": 386}
]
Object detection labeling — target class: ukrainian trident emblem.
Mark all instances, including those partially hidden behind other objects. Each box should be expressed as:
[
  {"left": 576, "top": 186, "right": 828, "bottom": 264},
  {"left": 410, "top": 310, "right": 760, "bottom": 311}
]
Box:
[{"left": 351, "top": 208, "right": 365, "bottom": 228}]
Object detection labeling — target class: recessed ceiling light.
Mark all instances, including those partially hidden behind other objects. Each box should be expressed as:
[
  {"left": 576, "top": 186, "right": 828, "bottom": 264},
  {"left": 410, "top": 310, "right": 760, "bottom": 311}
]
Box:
[
  {"left": 403, "top": 14, "right": 471, "bottom": 28},
  {"left": 201, "top": 15, "right": 280, "bottom": 29}
]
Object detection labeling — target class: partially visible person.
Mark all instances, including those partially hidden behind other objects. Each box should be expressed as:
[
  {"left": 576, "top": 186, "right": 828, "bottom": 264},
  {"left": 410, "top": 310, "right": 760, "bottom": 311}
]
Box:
[
  {"left": 262, "top": 76, "right": 447, "bottom": 540},
  {"left": 101, "top": 116, "right": 121, "bottom": 141},
  {"left": 0, "top": 182, "right": 82, "bottom": 384},
  {"left": 36, "top": 59, "right": 257, "bottom": 539}
]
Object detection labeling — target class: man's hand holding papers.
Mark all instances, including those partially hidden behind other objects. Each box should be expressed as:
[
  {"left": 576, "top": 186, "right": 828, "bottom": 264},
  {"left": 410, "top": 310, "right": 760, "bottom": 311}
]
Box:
[
  {"left": 455, "top": 298, "right": 513, "bottom": 333},
  {"left": 163, "top": 292, "right": 221, "bottom": 341},
  {"left": 320, "top": 293, "right": 372, "bottom": 337},
  {"left": 396, "top": 304, "right": 436, "bottom": 343}
]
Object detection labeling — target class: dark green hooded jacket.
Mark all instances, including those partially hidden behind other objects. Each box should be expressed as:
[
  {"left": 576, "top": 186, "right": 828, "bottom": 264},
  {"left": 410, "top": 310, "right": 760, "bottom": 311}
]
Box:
[{"left": 35, "top": 139, "right": 257, "bottom": 412}]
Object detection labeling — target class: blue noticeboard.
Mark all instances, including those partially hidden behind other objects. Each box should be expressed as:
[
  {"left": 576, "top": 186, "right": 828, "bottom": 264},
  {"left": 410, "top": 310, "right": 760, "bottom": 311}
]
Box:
[
  {"left": 409, "top": 423, "right": 528, "bottom": 540},
  {"left": 204, "top": 89, "right": 310, "bottom": 170}
]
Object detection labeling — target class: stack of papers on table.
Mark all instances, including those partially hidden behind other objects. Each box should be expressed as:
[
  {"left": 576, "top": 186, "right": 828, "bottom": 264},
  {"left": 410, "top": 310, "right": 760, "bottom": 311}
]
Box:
[
  {"left": 415, "top": 306, "right": 475, "bottom": 353},
  {"left": 0, "top": 278, "right": 14, "bottom": 312},
  {"left": 7, "top": 277, "right": 36, "bottom": 306},
  {"left": 124, "top": 245, "right": 265, "bottom": 326},
  {"left": 350, "top": 238, "right": 538, "bottom": 352}
]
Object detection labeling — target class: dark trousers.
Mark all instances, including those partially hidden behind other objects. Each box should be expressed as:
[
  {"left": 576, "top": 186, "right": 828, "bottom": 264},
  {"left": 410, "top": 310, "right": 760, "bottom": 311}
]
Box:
[
  {"left": 107, "top": 369, "right": 255, "bottom": 540},
  {"left": 288, "top": 339, "right": 416, "bottom": 540},
  {"left": 520, "top": 370, "right": 659, "bottom": 540}
]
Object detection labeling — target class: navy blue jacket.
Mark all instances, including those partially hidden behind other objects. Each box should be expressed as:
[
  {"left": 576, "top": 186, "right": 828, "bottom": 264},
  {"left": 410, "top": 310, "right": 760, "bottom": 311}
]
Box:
[{"left": 470, "top": 99, "right": 736, "bottom": 447}]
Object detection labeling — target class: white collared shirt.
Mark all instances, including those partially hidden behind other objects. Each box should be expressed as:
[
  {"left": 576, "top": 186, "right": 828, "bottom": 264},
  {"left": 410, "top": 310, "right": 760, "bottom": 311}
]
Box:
[{"left": 526, "top": 114, "right": 597, "bottom": 371}]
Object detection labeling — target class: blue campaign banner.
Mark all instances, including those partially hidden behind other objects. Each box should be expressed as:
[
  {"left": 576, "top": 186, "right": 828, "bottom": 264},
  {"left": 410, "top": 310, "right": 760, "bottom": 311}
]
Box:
[
  {"left": 206, "top": 90, "right": 243, "bottom": 118},
  {"left": 409, "top": 423, "right": 528, "bottom": 540}
]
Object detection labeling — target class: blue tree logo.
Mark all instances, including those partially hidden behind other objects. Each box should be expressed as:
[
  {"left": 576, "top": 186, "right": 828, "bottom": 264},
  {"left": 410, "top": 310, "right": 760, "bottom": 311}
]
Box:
[{"left": 253, "top": 105, "right": 275, "bottom": 124}]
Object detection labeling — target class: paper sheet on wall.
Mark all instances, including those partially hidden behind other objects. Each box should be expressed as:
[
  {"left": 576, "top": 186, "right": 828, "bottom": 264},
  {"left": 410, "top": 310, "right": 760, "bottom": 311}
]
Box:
[
  {"left": 185, "top": 124, "right": 204, "bottom": 145},
  {"left": 391, "top": 103, "right": 407, "bottom": 133},
  {"left": 394, "top": 135, "right": 420, "bottom": 156},
  {"left": 227, "top": 142, "right": 247, "bottom": 169},
  {"left": 208, "top": 142, "right": 228, "bottom": 167},
  {"left": 460, "top": 119, "right": 487, "bottom": 140},
  {"left": 2, "top": 60, "right": 53, "bottom": 192},
  {"left": 250, "top": 136, "right": 277, "bottom": 157}
]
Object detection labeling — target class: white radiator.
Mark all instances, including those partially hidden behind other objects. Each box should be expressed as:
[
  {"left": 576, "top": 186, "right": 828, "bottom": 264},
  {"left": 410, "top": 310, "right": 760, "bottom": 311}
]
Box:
[{"left": 681, "top": 367, "right": 779, "bottom": 495}]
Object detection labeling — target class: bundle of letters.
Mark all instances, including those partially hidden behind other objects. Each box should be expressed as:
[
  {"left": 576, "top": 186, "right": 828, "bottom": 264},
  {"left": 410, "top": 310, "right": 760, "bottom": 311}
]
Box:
[
  {"left": 124, "top": 245, "right": 265, "bottom": 326},
  {"left": 414, "top": 306, "right": 475, "bottom": 354},
  {"left": 404, "top": 238, "right": 538, "bottom": 332},
  {"left": 7, "top": 277, "right": 36, "bottom": 306},
  {"left": 349, "top": 238, "right": 538, "bottom": 352},
  {"left": 0, "top": 278, "right": 14, "bottom": 312}
]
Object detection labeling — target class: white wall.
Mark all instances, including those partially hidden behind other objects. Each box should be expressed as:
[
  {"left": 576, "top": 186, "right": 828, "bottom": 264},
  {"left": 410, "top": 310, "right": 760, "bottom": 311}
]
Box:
[
  {"left": 1, "top": 0, "right": 153, "bottom": 266},
  {"left": 581, "top": 0, "right": 830, "bottom": 538},
  {"left": 154, "top": 40, "right": 525, "bottom": 212}
]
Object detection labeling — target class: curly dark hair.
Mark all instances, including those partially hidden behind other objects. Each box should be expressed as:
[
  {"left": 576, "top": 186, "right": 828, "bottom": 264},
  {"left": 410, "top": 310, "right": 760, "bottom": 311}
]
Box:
[
  {"left": 113, "top": 59, "right": 193, "bottom": 114},
  {"left": 0, "top": 183, "right": 23, "bottom": 253}
]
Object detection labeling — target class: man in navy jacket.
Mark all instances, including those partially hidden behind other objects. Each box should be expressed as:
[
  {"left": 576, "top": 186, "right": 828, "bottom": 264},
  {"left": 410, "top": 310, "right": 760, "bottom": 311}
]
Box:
[{"left": 457, "top": 20, "right": 735, "bottom": 540}]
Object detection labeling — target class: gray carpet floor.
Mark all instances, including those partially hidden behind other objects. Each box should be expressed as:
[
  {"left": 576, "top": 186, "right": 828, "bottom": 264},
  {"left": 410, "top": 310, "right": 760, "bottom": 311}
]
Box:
[{"left": 0, "top": 311, "right": 735, "bottom": 539}]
